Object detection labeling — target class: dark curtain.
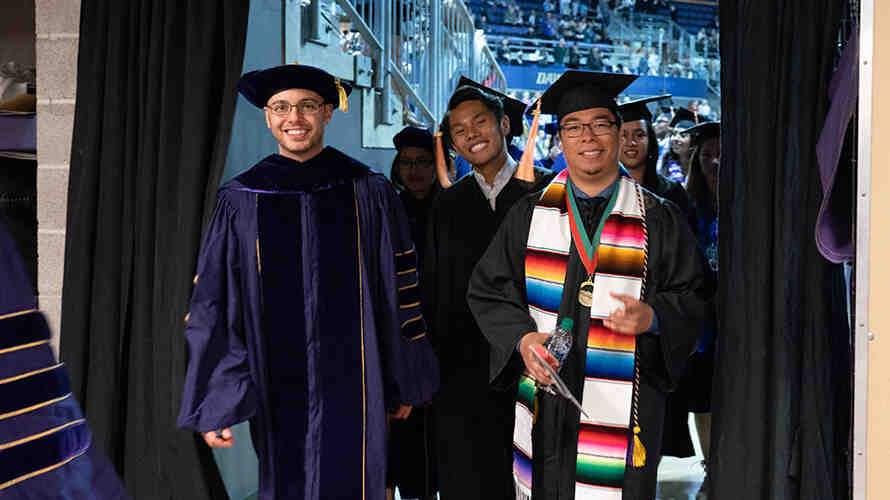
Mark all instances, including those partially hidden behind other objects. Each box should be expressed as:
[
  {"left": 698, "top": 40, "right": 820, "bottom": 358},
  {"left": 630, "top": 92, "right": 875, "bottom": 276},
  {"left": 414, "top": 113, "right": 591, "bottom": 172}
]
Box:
[
  {"left": 60, "top": 1, "right": 249, "bottom": 498},
  {"left": 712, "top": 1, "right": 852, "bottom": 499}
]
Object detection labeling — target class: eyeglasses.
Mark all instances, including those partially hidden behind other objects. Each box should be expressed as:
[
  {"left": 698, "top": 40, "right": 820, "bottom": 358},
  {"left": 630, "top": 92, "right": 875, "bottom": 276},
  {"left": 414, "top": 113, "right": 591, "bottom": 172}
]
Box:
[
  {"left": 561, "top": 120, "right": 617, "bottom": 138},
  {"left": 398, "top": 159, "right": 434, "bottom": 170},
  {"left": 266, "top": 100, "right": 325, "bottom": 116}
]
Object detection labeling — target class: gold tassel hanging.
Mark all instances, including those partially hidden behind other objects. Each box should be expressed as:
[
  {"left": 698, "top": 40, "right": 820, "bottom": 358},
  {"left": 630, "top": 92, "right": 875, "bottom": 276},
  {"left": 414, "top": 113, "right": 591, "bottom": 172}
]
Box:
[
  {"left": 632, "top": 425, "right": 647, "bottom": 467},
  {"left": 631, "top": 360, "right": 646, "bottom": 468},
  {"left": 515, "top": 100, "right": 541, "bottom": 182},
  {"left": 434, "top": 130, "right": 453, "bottom": 189},
  {"left": 335, "top": 78, "right": 349, "bottom": 112}
]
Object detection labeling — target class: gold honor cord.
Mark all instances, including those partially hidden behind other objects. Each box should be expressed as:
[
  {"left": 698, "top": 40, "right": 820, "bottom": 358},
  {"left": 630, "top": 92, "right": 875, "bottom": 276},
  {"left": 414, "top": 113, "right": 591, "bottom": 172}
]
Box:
[{"left": 631, "top": 183, "right": 649, "bottom": 468}]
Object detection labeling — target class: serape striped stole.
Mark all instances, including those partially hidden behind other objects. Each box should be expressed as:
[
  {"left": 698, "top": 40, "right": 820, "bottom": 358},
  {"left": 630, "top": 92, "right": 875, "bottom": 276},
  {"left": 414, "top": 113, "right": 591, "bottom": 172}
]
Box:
[{"left": 515, "top": 169, "right": 647, "bottom": 500}]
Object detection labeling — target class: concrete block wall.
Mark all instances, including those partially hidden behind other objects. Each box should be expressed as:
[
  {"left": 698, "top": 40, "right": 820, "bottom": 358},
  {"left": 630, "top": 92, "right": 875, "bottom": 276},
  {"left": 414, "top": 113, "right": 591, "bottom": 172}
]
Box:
[{"left": 35, "top": 0, "right": 80, "bottom": 354}]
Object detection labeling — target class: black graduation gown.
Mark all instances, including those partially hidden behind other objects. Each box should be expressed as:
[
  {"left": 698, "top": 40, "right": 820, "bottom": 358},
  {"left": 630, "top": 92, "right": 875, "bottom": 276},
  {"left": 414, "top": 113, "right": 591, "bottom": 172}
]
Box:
[
  {"left": 467, "top": 187, "right": 713, "bottom": 499},
  {"left": 424, "top": 167, "right": 554, "bottom": 500},
  {"left": 387, "top": 189, "right": 438, "bottom": 498}
]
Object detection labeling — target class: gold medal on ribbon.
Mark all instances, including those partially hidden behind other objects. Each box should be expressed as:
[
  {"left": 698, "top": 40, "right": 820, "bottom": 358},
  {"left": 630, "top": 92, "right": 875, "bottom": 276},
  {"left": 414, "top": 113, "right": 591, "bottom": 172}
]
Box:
[{"left": 578, "top": 276, "right": 594, "bottom": 307}]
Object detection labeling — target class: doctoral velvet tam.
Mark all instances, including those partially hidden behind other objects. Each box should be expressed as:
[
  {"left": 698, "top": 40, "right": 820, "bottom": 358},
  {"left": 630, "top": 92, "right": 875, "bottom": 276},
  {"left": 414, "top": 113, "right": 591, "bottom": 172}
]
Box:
[{"left": 237, "top": 64, "right": 353, "bottom": 111}]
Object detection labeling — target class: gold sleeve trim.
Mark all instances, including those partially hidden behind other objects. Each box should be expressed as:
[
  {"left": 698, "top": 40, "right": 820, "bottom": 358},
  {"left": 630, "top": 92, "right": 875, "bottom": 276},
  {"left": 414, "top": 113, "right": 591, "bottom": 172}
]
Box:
[
  {"left": 394, "top": 247, "right": 415, "bottom": 257},
  {"left": 0, "top": 447, "right": 89, "bottom": 491},
  {"left": 0, "top": 419, "right": 86, "bottom": 451},
  {"left": 0, "top": 340, "right": 49, "bottom": 356},
  {"left": 396, "top": 268, "right": 417, "bottom": 276},
  {"left": 0, "top": 309, "right": 38, "bottom": 321},
  {"left": 0, "top": 363, "right": 63, "bottom": 385},
  {"left": 398, "top": 282, "right": 419, "bottom": 291},
  {"left": 401, "top": 315, "right": 423, "bottom": 328},
  {"left": 409, "top": 332, "right": 427, "bottom": 341},
  {"left": 0, "top": 394, "right": 71, "bottom": 421},
  {"left": 399, "top": 302, "right": 420, "bottom": 310}
]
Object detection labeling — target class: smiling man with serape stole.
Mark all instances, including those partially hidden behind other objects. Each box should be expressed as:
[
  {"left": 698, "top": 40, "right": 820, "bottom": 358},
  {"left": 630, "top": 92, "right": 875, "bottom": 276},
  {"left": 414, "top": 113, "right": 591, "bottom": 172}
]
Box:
[{"left": 468, "top": 71, "right": 713, "bottom": 499}]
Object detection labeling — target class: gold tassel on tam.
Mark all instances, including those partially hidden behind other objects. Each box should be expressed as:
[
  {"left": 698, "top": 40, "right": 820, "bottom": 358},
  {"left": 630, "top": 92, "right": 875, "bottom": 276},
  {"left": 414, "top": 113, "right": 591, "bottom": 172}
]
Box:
[
  {"left": 335, "top": 78, "right": 349, "bottom": 112},
  {"left": 514, "top": 100, "right": 541, "bottom": 182},
  {"left": 632, "top": 426, "right": 646, "bottom": 467},
  {"left": 434, "top": 131, "right": 453, "bottom": 189}
]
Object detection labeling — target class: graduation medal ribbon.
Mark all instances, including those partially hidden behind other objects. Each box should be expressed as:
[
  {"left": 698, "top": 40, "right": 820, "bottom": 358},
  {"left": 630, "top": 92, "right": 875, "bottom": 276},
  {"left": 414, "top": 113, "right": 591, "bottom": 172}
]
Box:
[{"left": 564, "top": 178, "right": 620, "bottom": 307}]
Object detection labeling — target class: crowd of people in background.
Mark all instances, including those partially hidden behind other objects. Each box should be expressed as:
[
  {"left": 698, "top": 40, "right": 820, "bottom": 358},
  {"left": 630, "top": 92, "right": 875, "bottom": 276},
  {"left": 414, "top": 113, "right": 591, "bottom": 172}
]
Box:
[{"left": 476, "top": 0, "right": 720, "bottom": 89}]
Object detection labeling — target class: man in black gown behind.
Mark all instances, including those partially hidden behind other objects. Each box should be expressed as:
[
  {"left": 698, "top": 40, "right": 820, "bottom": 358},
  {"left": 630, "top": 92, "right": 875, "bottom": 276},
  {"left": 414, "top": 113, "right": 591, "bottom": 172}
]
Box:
[{"left": 425, "top": 84, "right": 552, "bottom": 500}]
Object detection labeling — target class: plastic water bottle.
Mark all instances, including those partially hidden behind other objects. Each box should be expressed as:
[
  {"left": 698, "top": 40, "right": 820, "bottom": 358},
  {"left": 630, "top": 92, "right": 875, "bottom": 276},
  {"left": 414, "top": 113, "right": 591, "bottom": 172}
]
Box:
[{"left": 545, "top": 317, "right": 574, "bottom": 371}]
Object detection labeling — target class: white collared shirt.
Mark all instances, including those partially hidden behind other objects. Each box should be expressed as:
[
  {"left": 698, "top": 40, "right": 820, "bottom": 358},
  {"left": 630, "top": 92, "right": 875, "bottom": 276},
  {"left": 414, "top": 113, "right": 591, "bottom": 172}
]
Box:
[{"left": 473, "top": 154, "right": 517, "bottom": 211}]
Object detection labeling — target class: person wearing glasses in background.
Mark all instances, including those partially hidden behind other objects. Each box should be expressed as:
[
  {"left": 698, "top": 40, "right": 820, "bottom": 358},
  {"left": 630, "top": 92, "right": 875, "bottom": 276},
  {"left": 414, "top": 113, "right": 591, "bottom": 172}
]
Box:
[
  {"left": 467, "top": 71, "right": 712, "bottom": 499},
  {"left": 177, "top": 64, "right": 439, "bottom": 500},
  {"left": 386, "top": 126, "right": 441, "bottom": 500}
]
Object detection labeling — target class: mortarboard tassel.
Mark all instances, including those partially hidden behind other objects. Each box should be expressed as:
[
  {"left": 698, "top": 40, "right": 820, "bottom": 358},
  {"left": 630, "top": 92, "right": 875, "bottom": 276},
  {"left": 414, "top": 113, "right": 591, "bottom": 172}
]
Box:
[
  {"left": 434, "top": 131, "right": 453, "bottom": 189},
  {"left": 335, "top": 78, "right": 349, "bottom": 112},
  {"left": 515, "top": 100, "right": 541, "bottom": 182}
]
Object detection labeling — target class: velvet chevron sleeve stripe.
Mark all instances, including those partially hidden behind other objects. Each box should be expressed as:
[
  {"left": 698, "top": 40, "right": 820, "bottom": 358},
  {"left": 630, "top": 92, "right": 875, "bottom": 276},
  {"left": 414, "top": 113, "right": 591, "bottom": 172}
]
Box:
[
  {"left": 0, "top": 419, "right": 91, "bottom": 491},
  {"left": 394, "top": 245, "right": 427, "bottom": 341}
]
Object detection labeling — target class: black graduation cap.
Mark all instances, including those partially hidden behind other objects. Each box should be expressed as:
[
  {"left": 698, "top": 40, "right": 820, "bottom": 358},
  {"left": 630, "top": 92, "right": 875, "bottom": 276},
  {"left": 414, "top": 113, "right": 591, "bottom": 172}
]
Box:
[
  {"left": 683, "top": 121, "right": 721, "bottom": 145},
  {"left": 238, "top": 64, "right": 353, "bottom": 111},
  {"left": 669, "top": 107, "right": 704, "bottom": 130},
  {"left": 456, "top": 76, "right": 527, "bottom": 139},
  {"left": 393, "top": 126, "right": 434, "bottom": 152},
  {"left": 617, "top": 94, "right": 672, "bottom": 123},
  {"left": 535, "top": 70, "right": 638, "bottom": 123}
]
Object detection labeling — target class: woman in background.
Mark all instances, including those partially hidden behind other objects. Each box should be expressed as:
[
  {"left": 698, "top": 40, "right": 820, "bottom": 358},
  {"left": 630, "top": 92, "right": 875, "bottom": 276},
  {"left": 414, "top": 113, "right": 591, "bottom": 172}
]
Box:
[
  {"left": 657, "top": 107, "right": 700, "bottom": 183},
  {"left": 387, "top": 126, "right": 439, "bottom": 500},
  {"left": 676, "top": 121, "right": 721, "bottom": 495}
]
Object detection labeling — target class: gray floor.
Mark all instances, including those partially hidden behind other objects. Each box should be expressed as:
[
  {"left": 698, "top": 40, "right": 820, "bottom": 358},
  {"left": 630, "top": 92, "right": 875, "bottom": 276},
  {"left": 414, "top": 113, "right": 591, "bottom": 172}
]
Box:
[
  {"left": 398, "top": 419, "right": 707, "bottom": 500},
  {"left": 656, "top": 414, "right": 707, "bottom": 500}
]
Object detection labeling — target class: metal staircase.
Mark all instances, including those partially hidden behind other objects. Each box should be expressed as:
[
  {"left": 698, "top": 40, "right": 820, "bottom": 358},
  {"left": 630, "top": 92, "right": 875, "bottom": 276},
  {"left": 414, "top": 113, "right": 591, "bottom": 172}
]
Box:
[{"left": 288, "top": 0, "right": 505, "bottom": 148}]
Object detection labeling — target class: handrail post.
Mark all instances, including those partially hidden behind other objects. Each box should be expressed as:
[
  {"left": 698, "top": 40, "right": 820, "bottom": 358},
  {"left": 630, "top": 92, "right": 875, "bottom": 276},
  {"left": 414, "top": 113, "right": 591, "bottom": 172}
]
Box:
[{"left": 430, "top": 0, "right": 442, "bottom": 118}]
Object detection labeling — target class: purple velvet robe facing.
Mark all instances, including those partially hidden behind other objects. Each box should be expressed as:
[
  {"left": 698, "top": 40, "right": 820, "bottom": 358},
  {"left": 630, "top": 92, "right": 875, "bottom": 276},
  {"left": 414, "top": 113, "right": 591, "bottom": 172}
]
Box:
[{"left": 177, "top": 148, "right": 439, "bottom": 500}]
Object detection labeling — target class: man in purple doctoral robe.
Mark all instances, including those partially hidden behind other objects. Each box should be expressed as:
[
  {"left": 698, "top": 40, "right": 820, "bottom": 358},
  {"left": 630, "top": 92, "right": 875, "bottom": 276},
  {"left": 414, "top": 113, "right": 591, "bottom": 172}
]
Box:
[
  {"left": 177, "top": 64, "right": 439, "bottom": 500},
  {"left": 0, "top": 219, "right": 129, "bottom": 499}
]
